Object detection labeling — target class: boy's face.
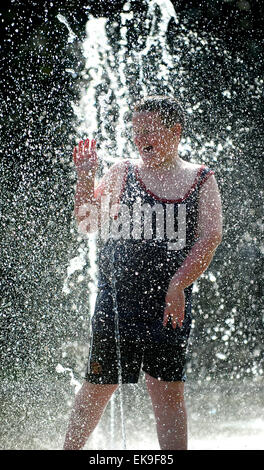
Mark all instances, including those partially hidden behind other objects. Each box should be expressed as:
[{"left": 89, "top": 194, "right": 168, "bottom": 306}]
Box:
[{"left": 132, "top": 111, "right": 181, "bottom": 167}]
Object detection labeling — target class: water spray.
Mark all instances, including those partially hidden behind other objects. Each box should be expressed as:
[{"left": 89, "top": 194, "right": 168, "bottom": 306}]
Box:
[{"left": 111, "top": 241, "right": 127, "bottom": 450}]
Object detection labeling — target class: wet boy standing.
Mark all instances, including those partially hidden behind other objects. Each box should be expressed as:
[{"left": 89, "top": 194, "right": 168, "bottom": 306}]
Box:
[{"left": 63, "top": 96, "right": 222, "bottom": 450}]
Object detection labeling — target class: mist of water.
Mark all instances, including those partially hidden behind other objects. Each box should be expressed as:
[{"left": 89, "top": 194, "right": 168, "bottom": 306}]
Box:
[
  {"left": 1, "top": 0, "right": 263, "bottom": 451},
  {"left": 58, "top": 0, "right": 263, "bottom": 451}
]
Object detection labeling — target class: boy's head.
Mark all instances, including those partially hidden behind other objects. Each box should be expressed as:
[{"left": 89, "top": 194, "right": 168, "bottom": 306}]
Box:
[
  {"left": 132, "top": 95, "right": 185, "bottom": 166},
  {"left": 133, "top": 95, "right": 185, "bottom": 133}
]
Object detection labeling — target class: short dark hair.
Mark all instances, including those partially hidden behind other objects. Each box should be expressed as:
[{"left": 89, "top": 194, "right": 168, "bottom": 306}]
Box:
[{"left": 133, "top": 95, "right": 185, "bottom": 130}]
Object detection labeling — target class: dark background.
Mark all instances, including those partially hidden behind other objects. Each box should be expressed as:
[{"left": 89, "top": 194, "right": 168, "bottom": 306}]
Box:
[{"left": 1, "top": 0, "right": 263, "bottom": 389}]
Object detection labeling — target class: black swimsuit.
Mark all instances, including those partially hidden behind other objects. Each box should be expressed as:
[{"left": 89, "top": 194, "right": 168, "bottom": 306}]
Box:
[{"left": 85, "top": 162, "right": 214, "bottom": 384}]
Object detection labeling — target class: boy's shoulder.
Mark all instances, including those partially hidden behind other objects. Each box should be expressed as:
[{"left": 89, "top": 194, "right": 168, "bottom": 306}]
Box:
[
  {"left": 182, "top": 162, "right": 216, "bottom": 195},
  {"left": 180, "top": 161, "right": 204, "bottom": 179},
  {"left": 100, "top": 159, "right": 128, "bottom": 180},
  {"left": 108, "top": 158, "right": 131, "bottom": 174},
  {"left": 182, "top": 161, "right": 209, "bottom": 171},
  {"left": 182, "top": 161, "right": 214, "bottom": 180},
  {"left": 99, "top": 159, "right": 131, "bottom": 193}
]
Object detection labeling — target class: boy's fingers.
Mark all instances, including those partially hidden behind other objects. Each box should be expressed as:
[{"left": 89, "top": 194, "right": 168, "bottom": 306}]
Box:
[
  {"left": 177, "top": 318, "right": 183, "bottom": 328},
  {"left": 78, "top": 140, "right": 84, "bottom": 156},
  {"left": 73, "top": 138, "right": 97, "bottom": 168},
  {"left": 163, "top": 308, "right": 170, "bottom": 327},
  {"left": 164, "top": 304, "right": 183, "bottom": 329},
  {"left": 84, "top": 138, "right": 90, "bottom": 152}
]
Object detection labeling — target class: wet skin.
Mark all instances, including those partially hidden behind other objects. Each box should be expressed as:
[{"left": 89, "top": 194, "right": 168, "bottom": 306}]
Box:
[
  {"left": 64, "top": 110, "right": 222, "bottom": 451},
  {"left": 132, "top": 111, "right": 182, "bottom": 169},
  {"left": 73, "top": 112, "right": 222, "bottom": 330}
]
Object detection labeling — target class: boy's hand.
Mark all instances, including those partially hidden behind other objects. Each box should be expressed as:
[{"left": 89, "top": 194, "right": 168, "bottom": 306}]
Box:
[
  {"left": 163, "top": 285, "right": 185, "bottom": 329},
  {"left": 73, "top": 139, "right": 98, "bottom": 176}
]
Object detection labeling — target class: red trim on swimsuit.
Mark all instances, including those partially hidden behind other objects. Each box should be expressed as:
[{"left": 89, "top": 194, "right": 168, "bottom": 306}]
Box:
[
  {"left": 112, "top": 162, "right": 214, "bottom": 220},
  {"left": 134, "top": 164, "right": 210, "bottom": 203},
  {"left": 199, "top": 169, "right": 215, "bottom": 188}
]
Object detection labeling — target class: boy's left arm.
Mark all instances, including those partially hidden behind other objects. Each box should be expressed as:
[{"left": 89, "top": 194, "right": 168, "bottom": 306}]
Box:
[{"left": 163, "top": 174, "right": 223, "bottom": 329}]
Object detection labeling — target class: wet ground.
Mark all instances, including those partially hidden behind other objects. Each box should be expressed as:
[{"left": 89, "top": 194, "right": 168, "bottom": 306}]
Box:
[
  {"left": 1, "top": 374, "right": 263, "bottom": 450},
  {"left": 88, "top": 378, "right": 264, "bottom": 450}
]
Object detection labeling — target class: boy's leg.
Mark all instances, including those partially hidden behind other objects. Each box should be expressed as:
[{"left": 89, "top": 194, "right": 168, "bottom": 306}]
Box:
[
  {"left": 145, "top": 373, "right": 187, "bottom": 450},
  {"left": 63, "top": 381, "right": 118, "bottom": 450}
]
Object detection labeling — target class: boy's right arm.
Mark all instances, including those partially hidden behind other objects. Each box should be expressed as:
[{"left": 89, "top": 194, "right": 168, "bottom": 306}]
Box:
[
  {"left": 73, "top": 139, "right": 99, "bottom": 230},
  {"left": 73, "top": 139, "right": 128, "bottom": 233}
]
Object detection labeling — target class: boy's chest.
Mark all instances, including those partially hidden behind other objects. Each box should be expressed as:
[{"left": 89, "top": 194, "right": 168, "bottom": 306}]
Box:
[{"left": 134, "top": 166, "right": 200, "bottom": 200}]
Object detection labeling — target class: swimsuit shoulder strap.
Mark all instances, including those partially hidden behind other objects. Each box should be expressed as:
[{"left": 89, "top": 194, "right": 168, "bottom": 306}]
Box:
[
  {"left": 196, "top": 164, "right": 215, "bottom": 190},
  {"left": 117, "top": 160, "right": 136, "bottom": 200},
  {"left": 123, "top": 160, "right": 138, "bottom": 186}
]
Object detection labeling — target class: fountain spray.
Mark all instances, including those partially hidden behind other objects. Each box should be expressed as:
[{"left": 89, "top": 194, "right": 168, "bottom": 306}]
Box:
[{"left": 111, "top": 242, "right": 127, "bottom": 450}]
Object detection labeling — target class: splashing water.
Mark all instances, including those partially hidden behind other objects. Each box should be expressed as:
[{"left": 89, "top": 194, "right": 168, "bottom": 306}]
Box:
[
  {"left": 57, "top": 14, "right": 77, "bottom": 44},
  {"left": 58, "top": 0, "right": 264, "bottom": 451},
  {"left": 2, "top": 0, "right": 262, "bottom": 451},
  {"left": 63, "top": 0, "right": 187, "bottom": 450},
  {"left": 111, "top": 244, "right": 127, "bottom": 449},
  {"left": 55, "top": 363, "right": 82, "bottom": 395}
]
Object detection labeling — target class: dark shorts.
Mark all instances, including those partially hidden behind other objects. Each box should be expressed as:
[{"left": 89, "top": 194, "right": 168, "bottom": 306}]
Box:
[{"left": 85, "top": 280, "right": 193, "bottom": 384}]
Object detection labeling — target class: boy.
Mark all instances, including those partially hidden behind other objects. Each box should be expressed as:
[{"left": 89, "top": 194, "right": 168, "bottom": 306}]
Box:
[{"left": 63, "top": 95, "right": 222, "bottom": 450}]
